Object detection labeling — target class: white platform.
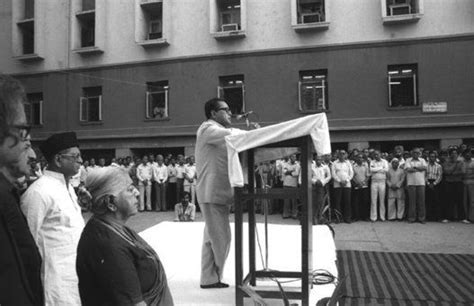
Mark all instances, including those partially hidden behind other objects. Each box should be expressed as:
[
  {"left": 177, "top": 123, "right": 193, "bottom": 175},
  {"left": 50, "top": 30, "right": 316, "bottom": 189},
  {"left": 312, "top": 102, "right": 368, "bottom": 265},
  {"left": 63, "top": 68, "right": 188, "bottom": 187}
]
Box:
[{"left": 140, "top": 222, "right": 337, "bottom": 305}]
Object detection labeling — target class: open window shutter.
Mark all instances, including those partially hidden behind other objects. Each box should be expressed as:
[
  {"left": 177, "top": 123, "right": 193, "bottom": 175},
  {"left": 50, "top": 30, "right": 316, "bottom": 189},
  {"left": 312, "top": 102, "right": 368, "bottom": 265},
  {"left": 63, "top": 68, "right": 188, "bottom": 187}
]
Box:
[
  {"left": 298, "top": 81, "right": 303, "bottom": 111},
  {"left": 241, "top": 84, "right": 246, "bottom": 113},
  {"left": 146, "top": 91, "right": 151, "bottom": 118},
  {"left": 217, "top": 86, "right": 224, "bottom": 98},
  {"left": 387, "top": 75, "right": 392, "bottom": 107},
  {"left": 412, "top": 74, "right": 417, "bottom": 106},
  {"left": 164, "top": 89, "right": 169, "bottom": 117},
  {"left": 319, "top": 79, "right": 326, "bottom": 110},
  {"left": 98, "top": 96, "right": 102, "bottom": 121},
  {"left": 38, "top": 100, "right": 43, "bottom": 125}
]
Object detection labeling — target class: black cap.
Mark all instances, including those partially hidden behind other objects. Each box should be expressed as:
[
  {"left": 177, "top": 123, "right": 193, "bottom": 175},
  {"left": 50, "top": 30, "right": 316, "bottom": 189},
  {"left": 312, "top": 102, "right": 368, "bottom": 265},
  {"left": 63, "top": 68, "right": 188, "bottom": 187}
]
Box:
[{"left": 40, "top": 132, "right": 79, "bottom": 161}]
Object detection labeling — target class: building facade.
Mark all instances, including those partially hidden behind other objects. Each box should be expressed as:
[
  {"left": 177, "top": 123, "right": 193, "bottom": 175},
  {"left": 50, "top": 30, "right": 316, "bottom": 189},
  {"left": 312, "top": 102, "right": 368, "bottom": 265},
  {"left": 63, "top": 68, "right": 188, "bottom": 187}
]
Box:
[{"left": 1, "top": 0, "right": 473, "bottom": 160}]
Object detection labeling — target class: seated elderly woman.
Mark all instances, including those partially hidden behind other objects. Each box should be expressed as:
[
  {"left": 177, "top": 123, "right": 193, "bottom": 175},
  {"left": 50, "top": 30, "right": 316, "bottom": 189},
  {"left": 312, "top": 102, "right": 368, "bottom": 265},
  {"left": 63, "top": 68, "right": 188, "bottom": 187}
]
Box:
[{"left": 76, "top": 167, "right": 173, "bottom": 306}]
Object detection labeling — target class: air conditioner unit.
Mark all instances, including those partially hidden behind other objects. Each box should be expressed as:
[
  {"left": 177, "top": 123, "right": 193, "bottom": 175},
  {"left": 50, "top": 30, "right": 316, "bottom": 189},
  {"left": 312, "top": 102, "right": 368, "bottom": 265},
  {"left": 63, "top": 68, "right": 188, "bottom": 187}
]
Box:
[
  {"left": 390, "top": 4, "right": 411, "bottom": 15},
  {"left": 221, "top": 23, "right": 239, "bottom": 32},
  {"left": 301, "top": 13, "right": 321, "bottom": 23}
]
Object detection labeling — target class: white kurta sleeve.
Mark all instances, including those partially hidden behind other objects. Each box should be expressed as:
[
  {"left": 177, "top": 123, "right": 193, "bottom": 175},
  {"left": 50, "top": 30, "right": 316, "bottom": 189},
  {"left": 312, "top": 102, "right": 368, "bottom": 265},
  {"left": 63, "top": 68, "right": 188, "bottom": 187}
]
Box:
[{"left": 20, "top": 188, "right": 48, "bottom": 253}]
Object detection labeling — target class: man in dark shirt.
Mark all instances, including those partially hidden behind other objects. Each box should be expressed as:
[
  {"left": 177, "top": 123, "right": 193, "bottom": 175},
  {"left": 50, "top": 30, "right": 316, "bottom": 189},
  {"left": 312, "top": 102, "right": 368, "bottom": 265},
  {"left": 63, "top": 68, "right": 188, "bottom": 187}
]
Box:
[{"left": 0, "top": 74, "right": 43, "bottom": 305}]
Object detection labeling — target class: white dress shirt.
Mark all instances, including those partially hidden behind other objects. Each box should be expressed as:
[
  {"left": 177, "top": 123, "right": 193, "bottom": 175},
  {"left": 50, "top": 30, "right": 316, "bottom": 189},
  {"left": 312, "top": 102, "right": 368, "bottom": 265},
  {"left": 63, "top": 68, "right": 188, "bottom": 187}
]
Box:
[
  {"left": 152, "top": 163, "right": 168, "bottom": 183},
  {"left": 184, "top": 163, "right": 197, "bottom": 186},
  {"left": 331, "top": 159, "right": 354, "bottom": 188},
  {"left": 311, "top": 163, "right": 331, "bottom": 186},
  {"left": 137, "top": 163, "right": 152, "bottom": 185}
]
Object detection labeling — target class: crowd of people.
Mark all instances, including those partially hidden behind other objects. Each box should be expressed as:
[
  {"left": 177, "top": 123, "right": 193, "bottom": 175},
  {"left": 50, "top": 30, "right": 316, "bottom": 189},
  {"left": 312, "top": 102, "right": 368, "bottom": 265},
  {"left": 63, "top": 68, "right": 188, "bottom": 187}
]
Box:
[
  {"left": 23, "top": 142, "right": 474, "bottom": 226},
  {"left": 23, "top": 153, "right": 199, "bottom": 222},
  {"left": 254, "top": 145, "right": 474, "bottom": 225}
]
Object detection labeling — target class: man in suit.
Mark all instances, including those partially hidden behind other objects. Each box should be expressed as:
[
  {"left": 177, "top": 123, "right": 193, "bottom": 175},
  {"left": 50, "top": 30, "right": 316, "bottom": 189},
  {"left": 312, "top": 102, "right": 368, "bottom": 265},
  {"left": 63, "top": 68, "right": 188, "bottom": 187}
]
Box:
[{"left": 0, "top": 74, "right": 43, "bottom": 305}]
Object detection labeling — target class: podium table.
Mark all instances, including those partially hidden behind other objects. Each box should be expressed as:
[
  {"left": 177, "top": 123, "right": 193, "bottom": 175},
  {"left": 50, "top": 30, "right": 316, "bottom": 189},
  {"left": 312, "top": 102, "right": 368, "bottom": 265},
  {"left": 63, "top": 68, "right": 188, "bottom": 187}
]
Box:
[{"left": 234, "top": 135, "right": 315, "bottom": 306}]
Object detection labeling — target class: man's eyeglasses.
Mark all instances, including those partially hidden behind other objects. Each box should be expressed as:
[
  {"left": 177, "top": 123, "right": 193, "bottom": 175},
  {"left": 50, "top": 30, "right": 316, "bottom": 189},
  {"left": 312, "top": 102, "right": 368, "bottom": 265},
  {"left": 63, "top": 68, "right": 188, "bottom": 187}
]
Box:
[
  {"left": 215, "top": 107, "right": 231, "bottom": 113},
  {"left": 9, "top": 124, "right": 31, "bottom": 141},
  {"left": 60, "top": 153, "right": 82, "bottom": 161}
]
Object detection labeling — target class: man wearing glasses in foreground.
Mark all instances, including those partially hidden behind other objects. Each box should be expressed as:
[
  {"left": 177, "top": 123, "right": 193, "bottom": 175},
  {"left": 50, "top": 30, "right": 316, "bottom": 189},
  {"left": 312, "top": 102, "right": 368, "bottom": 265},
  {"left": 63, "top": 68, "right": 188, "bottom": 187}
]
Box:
[
  {"left": 21, "top": 131, "right": 85, "bottom": 305},
  {"left": 0, "top": 75, "right": 43, "bottom": 305}
]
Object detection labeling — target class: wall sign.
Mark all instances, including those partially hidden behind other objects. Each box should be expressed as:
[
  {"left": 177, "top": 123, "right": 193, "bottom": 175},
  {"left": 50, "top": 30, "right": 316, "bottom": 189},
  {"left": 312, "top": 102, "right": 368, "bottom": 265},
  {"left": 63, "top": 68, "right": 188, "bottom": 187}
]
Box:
[{"left": 422, "top": 102, "right": 447, "bottom": 113}]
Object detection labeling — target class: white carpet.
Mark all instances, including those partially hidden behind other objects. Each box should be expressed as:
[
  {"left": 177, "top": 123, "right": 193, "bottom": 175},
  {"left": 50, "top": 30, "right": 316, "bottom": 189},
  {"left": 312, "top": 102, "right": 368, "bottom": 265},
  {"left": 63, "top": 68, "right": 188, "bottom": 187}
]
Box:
[{"left": 140, "top": 222, "right": 337, "bottom": 305}]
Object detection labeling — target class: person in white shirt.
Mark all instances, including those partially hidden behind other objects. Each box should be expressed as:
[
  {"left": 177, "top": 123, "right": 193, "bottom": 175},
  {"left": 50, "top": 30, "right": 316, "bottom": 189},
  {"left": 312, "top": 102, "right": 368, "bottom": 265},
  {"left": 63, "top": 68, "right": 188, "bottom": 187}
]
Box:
[
  {"left": 137, "top": 156, "right": 153, "bottom": 211},
  {"left": 405, "top": 148, "right": 428, "bottom": 223},
  {"left": 331, "top": 150, "right": 354, "bottom": 223},
  {"left": 176, "top": 155, "right": 186, "bottom": 206},
  {"left": 21, "top": 132, "right": 85, "bottom": 306},
  {"left": 387, "top": 158, "right": 406, "bottom": 220},
  {"left": 167, "top": 157, "right": 178, "bottom": 209},
  {"left": 369, "top": 150, "right": 389, "bottom": 222},
  {"left": 89, "top": 158, "right": 99, "bottom": 170},
  {"left": 311, "top": 155, "right": 331, "bottom": 224},
  {"left": 152, "top": 154, "right": 168, "bottom": 211},
  {"left": 282, "top": 154, "right": 301, "bottom": 219},
  {"left": 184, "top": 155, "right": 197, "bottom": 204}
]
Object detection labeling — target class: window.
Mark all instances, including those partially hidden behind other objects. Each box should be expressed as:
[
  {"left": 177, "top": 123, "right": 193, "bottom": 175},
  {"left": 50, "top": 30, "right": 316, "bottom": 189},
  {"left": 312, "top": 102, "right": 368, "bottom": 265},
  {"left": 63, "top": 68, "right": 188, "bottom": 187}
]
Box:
[
  {"left": 25, "top": 92, "right": 43, "bottom": 126},
  {"left": 297, "top": 0, "right": 326, "bottom": 24},
  {"left": 381, "top": 0, "right": 423, "bottom": 24},
  {"left": 76, "top": 0, "right": 96, "bottom": 48},
  {"left": 136, "top": 0, "right": 168, "bottom": 47},
  {"left": 219, "top": 0, "right": 241, "bottom": 32},
  {"left": 141, "top": 1, "right": 163, "bottom": 40},
  {"left": 80, "top": 87, "right": 102, "bottom": 122},
  {"left": 218, "top": 75, "right": 245, "bottom": 115},
  {"left": 17, "top": 0, "right": 35, "bottom": 55},
  {"left": 298, "top": 70, "right": 328, "bottom": 112},
  {"left": 210, "top": 0, "right": 246, "bottom": 39},
  {"left": 146, "top": 81, "right": 169, "bottom": 119},
  {"left": 387, "top": 64, "right": 418, "bottom": 107}
]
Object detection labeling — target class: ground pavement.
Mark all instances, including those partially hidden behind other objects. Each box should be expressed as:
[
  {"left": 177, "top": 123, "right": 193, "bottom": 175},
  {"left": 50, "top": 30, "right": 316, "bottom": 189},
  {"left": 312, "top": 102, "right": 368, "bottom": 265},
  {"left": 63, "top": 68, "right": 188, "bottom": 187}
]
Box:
[{"left": 84, "top": 210, "right": 474, "bottom": 255}]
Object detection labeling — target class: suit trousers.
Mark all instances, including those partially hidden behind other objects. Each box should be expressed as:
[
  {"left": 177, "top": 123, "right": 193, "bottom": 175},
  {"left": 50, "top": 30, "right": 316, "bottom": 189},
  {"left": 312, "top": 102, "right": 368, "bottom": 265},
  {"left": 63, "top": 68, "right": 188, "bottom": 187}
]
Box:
[
  {"left": 464, "top": 184, "right": 474, "bottom": 222},
  {"left": 333, "top": 187, "right": 351, "bottom": 222},
  {"left": 408, "top": 185, "right": 426, "bottom": 222},
  {"left": 154, "top": 182, "right": 167, "bottom": 211},
  {"left": 176, "top": 178, "right": 184, "bottom": 203},
  {"left": 283, "top": 186, "right": 298, "bottom": 218},
  {"left": 200, "top": 203, "right": 231, "bottom": 285},
  {"left": 139, "top": 183, "right": 152, "bottom": 211},
  {"left": 425, "top": 184, "right": 440, "bottom": 221},
  {"left": 442, "top": 181, "right": 464, "bottom": 220},
  {"left": 370, "top": 181, "right": 386, "bottom": 221},
  {"left": 352, "top": 187, "right": 369, "bottom": 221},
  {"left": 312, "top": 185, "right": 326, "bottom": 224}
]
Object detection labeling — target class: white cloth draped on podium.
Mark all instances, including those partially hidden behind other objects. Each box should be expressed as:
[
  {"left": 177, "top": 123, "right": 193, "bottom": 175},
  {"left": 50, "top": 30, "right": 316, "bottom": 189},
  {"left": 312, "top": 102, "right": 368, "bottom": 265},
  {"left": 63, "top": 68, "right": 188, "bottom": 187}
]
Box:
[{"left": 225, "top": 113, "right": 332, "bottom": 187}]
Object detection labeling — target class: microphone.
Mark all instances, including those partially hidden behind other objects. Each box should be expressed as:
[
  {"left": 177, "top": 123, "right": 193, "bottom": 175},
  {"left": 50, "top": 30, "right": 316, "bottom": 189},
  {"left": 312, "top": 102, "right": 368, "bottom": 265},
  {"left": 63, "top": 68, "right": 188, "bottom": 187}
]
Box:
[{"left": 234, "top": 110, "right": 254, "bottom": 120}]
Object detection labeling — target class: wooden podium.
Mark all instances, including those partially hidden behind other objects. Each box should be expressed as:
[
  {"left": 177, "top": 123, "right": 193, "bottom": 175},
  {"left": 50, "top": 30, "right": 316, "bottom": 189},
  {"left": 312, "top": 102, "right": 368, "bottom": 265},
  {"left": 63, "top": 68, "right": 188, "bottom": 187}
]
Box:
[{"left": 234, "top": 135, "right": 314, "bottom": 306}]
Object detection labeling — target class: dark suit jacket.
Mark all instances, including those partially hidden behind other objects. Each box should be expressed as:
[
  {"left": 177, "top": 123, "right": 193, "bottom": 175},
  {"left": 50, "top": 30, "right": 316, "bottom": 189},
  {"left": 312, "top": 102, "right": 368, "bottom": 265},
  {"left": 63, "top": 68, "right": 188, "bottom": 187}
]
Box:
[{"left": 0, "top": 174, "right": 43, "bottom": 306}]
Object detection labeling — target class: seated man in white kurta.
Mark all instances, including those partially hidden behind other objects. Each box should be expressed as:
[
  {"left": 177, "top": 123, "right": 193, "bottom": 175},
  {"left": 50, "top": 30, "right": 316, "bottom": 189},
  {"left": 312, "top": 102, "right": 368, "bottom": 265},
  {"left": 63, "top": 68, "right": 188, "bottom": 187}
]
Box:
[{"left": 21, "top": 132, "right": 85, "bottom": 306}]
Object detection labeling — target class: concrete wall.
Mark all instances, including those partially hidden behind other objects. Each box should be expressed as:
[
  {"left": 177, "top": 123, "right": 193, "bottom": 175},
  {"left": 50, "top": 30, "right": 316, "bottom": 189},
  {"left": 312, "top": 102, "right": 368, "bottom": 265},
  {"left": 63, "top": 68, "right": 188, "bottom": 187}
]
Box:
[
  {"left": 1, "top": 0, "right": 474, "bottom": 74},
  {"left": 16, "top": 35, "right": 474, "bottom": 148}
]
